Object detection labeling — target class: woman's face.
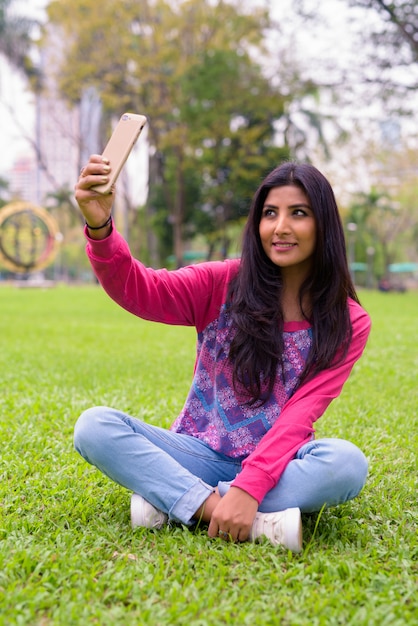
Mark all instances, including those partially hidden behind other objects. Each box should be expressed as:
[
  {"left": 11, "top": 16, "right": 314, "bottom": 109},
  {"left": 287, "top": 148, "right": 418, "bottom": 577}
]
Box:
[{"left": 258, "top": 185, "right": 316, "bottom": 277}]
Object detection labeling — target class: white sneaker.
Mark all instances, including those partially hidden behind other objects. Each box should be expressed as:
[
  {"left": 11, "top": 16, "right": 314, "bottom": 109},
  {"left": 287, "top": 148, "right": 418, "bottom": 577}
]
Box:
[
  {"left": 130, "top": 493, "right": 168, "bottom": 530},
  {"left": 250, "top": 507, "right": 302, "bottom": 552}
]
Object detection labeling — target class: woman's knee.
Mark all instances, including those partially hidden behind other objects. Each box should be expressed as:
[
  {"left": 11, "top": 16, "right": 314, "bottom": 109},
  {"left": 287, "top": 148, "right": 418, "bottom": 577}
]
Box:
[
  {"left": 323, "top": 438, "right": 368, "bottom": 499},
  {"left": 345, "top": 442, "right": 368, "bottom": 497},
  {"left": 73, "top": 406, "right": 111, "bottom": 460}
]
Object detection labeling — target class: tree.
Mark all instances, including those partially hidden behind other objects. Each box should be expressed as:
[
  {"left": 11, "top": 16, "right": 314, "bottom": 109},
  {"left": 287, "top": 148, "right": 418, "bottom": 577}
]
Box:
[
  {"left": 168, "top": 45, "right": 290, "bottom": 258},
  {"left": 346, "top": 153, "right": 418, "bottom": 280},
  {"left": 0, "top": 0, "right": 39, "bottom": 82},
  {"left": 345, "top": 0, "right": 418, "bottom": 111},
  {"left": 346, "top": 189, "right": 399, "bottom": 277},
  {"left": 44, "top": 0, "right": 308, "bottom": 265},
  {"left": 350, "top": 0, "right": 418, "bottom": 62},
  {"left": 294, "top": 0, "right": 418, "bottom": 107}
]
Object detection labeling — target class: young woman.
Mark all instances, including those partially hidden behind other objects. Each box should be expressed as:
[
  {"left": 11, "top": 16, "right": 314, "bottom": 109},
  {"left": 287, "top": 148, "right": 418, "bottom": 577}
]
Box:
[{"left": 74, "top": 159, "right": 371, "bottom": 552}]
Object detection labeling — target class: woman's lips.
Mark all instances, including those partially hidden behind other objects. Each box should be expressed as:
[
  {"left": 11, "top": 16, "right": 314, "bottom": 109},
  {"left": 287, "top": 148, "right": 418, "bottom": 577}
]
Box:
[{"left": 272, "top": 242, "right": 296, "bottom": 250}]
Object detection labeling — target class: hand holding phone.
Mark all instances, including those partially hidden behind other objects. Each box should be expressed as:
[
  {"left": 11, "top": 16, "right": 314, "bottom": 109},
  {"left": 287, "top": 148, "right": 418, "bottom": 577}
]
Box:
[{"left": 92, "top": 113, "right": 147, "bottom": 195}]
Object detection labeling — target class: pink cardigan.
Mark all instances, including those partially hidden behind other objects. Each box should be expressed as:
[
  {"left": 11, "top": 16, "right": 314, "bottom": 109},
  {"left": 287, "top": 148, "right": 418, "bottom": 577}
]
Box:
[{"left": 85, "top": 226, "right": 371, "bottom": 503}]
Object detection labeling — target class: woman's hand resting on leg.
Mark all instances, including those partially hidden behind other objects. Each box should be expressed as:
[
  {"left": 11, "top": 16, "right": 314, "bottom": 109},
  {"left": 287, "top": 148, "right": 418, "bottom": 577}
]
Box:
[{"left": 208, "top": 486, "right": 258, "bottom": 542}]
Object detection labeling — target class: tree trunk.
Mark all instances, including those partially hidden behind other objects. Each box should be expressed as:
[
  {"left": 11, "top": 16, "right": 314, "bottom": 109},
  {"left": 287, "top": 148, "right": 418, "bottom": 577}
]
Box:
[
  {"left": 173, "top": 151, "right": 185, "bottom": 268},
  {"left": 146, "top": 151, "right": 162, "bottom": 267}
]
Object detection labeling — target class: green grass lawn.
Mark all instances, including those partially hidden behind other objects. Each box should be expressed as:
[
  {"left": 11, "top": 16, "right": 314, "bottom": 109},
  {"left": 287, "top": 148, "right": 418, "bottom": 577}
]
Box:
[{"left": 0, "top": 284, "right": 416, "bottom": 625}]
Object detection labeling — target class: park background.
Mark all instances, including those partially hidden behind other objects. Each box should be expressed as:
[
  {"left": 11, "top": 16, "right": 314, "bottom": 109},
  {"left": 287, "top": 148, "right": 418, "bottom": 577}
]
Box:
[
  {"left": 0, "top": 0, "right": 417, "bottom": 283},
  {"left": 0, "top": 1, "right": 417, "bottom": 624}
]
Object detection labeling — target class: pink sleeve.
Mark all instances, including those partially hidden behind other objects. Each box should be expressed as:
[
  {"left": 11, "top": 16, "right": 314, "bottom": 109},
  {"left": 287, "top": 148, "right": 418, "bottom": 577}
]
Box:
[
  {"left": 85, "top": 226, "right": 238, "bottom": 331},
  {"left": 232, "top": 300, "right": 371, "bottom": 503}
]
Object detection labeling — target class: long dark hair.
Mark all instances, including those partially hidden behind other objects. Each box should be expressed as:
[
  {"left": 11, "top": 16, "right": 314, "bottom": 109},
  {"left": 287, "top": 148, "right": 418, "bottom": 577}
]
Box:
[{"left": 227, "top": 162, "right": 359, "bottom": 404}]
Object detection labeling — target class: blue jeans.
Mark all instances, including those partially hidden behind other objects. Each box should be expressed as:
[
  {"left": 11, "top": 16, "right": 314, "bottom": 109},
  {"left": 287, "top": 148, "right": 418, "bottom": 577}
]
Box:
[{"left": 74, "top": 406, "right": 368, "bottom": 525}]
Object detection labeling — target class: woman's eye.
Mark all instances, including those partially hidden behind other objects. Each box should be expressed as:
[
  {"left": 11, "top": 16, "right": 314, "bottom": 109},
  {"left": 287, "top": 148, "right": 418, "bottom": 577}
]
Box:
[{"left": 263, "top": 208, "right": 275, "bottom": 217}]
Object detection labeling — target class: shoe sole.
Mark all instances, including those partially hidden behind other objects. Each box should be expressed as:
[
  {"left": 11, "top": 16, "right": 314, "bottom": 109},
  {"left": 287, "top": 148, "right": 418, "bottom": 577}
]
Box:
[
  {"left": 284, "top": 507, "right": 303, "bottom": 552},
  {"left": 130, "top": 493, "right": 147, "bottom": 528}
]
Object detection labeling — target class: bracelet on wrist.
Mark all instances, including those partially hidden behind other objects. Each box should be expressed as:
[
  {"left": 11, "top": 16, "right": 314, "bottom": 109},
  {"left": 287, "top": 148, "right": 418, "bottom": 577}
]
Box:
[{"left": 85, "top": 215, "right": 112, "bottom": 230}]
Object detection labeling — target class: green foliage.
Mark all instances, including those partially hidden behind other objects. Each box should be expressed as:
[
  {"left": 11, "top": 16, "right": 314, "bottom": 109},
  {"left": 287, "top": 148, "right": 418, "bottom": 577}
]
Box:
[
  {"left": 149, "top": 158, "right": 209, "bottom": 260},
  {"left": 346, "top": 168, "right": 418, "bottom": 279},
  {"left": 0, "top": 175, "right": 10, "bottom": 207},
  {"left": 0, "top": 285, "right": 417, "bottom": 624}
]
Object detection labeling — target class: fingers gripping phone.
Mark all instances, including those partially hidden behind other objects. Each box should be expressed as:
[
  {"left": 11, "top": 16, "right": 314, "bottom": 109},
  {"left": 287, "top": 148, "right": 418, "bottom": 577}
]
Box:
[{"left": 92, "top": 112, "right": 147, "bottom": 194}]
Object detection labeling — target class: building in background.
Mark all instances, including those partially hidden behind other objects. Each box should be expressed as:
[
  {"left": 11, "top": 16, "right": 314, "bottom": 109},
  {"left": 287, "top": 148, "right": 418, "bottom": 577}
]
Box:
[{"left": 9, "top": 156, "right": 37, "bottom": 202}]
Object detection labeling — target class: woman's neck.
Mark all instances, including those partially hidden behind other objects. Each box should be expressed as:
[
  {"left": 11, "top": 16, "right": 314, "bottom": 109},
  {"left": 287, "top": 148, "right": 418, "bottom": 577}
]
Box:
[{"left": 281, "top": 275, "right": 311, "bottom": 323}]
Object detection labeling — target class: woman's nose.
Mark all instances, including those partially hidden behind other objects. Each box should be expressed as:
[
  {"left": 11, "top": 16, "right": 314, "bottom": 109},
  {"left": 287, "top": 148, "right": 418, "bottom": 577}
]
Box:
[{"left": 273, "top": 215, "right": 290, "bottom": 235}]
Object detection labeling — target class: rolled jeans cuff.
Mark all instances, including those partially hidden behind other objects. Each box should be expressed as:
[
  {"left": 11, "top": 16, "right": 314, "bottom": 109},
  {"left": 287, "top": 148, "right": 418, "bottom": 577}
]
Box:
[{"left": 170, "top": 479, "right": 214, "bottom": 525}]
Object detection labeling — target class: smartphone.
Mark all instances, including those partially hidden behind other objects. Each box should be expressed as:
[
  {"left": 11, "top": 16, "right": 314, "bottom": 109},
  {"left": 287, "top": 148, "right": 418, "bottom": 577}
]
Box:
[{"left": 92, "top": 112, "right": 147, "bottom": 194}]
